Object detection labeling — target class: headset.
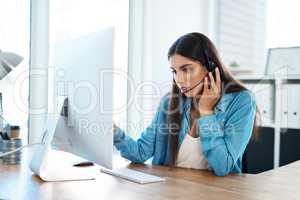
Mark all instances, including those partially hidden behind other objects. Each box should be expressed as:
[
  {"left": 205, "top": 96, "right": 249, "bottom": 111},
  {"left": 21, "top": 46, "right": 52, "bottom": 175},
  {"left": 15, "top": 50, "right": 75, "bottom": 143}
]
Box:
[
  {"left": 203, "top": 49, "right": 216, "bottom": 72},
  {"left": 178, "top": 48, "right": 217, "bottom": 93}
]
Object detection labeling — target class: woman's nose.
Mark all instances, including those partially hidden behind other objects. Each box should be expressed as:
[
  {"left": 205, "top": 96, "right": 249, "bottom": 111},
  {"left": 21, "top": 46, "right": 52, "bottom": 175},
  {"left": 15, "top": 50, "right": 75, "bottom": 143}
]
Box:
[
  {"left": 176, "top": 72, "right": 192, "bottom": 85},
  {"left": 174, "top": 72, "right": 185, "bottom": 83}
]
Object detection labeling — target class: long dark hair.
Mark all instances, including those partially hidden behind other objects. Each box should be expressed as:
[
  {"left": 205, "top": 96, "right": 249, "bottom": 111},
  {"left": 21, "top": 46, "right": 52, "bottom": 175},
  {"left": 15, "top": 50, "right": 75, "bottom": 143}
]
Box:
[{"left": 166, "top": 32, "right": 261, "bottom": 166}]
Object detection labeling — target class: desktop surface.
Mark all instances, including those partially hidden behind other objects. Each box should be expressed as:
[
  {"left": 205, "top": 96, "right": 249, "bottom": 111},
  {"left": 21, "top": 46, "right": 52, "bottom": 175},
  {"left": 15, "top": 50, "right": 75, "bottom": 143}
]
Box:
[{"left": 0, "top": 150, "right": 300, "bottom": 200}]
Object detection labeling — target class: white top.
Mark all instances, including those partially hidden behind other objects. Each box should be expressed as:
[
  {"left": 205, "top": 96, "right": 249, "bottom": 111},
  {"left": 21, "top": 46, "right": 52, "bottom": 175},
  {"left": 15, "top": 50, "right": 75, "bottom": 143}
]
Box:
[{"left": 176, "top": 133, "right": 209, "bottom": 170}]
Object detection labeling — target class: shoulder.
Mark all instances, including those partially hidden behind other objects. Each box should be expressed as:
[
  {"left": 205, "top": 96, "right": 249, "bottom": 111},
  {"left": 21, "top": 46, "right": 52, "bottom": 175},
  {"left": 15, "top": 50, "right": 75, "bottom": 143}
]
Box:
[
  {"left": 160, "top": 92, "right": 171, "bottom": 106},
  {"left": 157, "top": 92, "right": 186, "bottom": 115},
  {"left": 157, "top": 92, "right": 171, "bottom": 115},
  {"left": 226, "top": 89, "right": 256, "bottom": 111},
  {"left": 232, "top": 89, "right": 255, "bottom": 104}
]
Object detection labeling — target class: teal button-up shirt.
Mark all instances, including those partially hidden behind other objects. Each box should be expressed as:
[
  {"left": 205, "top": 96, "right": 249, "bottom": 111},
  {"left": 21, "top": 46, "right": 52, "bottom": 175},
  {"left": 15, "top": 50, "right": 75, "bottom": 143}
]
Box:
[{"left": 114, "top": 90, "right": 256, "bottom": 176}]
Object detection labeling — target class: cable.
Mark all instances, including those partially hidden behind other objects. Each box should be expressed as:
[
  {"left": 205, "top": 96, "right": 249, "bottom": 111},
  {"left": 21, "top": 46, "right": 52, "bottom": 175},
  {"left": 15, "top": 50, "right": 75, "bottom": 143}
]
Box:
[{"left": 0, "top": 142, "right": 43, "bottom": 157}]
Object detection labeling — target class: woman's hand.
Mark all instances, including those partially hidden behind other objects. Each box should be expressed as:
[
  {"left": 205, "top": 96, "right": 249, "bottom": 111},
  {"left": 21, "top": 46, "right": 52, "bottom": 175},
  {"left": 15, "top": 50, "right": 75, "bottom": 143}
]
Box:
[
  {"left": 198, "top": 67, "right": 221, "bottom": 116},
  {"left": 113, "top": 123, "right": 117, "bottom": 134}
]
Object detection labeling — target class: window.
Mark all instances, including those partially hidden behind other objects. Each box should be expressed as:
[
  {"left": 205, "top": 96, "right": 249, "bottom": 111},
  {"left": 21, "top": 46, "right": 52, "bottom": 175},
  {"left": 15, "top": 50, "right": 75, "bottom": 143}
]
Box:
[
  {"left": 216, "top": 0, "right": 267, "bottom": 75},
  {"left": 0, "top": 0, "right": 30, "bottom": 142},
  {"left": 266, "top": 0, "right": 300, "bottom": 48}
]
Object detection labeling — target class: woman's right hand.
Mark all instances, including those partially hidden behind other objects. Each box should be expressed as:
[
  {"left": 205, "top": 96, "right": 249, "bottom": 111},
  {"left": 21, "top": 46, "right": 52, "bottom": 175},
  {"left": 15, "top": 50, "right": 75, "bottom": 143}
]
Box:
[
  {"left": 113, "top": 123, "right": 119, "bottom": 136},
  {"left": 112, "top": 123, "right": 125, "bottom": 143},
  {"left": 113, "top": 123, "right": 116, "bottom": 132}
]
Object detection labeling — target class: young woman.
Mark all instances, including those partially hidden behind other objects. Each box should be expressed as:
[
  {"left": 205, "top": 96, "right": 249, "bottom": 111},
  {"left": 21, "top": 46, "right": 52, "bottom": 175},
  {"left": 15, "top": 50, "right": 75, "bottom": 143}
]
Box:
[{"left": 113, "top": 32, "right": 259, "bottom": 176}]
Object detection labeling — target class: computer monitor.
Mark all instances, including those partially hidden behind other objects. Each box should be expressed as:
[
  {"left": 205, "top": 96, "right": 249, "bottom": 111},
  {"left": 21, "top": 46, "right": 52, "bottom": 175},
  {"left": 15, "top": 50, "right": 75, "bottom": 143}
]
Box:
[
  {"left": 30, "top": 27, "right": 115, "bottom": 182},
  {"left": 265, "top": 46, "right": 300, "bottom": 76}
]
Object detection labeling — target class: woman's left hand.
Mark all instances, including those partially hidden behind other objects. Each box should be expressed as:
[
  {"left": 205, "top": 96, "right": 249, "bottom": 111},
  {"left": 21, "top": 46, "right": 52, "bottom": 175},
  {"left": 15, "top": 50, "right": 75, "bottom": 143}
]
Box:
[{"left": 198, "top": 67, "right": 221, "bottom": 116}]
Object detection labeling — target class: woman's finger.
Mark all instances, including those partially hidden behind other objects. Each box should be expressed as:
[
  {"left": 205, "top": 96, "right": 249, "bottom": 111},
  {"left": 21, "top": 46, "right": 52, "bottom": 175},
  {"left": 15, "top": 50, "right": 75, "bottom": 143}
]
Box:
[
  {"left": 208, "top": 72, "right": 216, "bottom": 89},
  {"left": 203, "top": 77, "right": 209, "bottom": 93},
  {"left": 215, "top": 67, "right": 221, "bottom": 90}
]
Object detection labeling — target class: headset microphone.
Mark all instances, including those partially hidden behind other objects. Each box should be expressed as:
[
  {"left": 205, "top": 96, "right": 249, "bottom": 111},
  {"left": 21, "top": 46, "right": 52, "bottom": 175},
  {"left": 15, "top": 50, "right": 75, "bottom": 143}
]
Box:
[{"left": 181, "top": 76, "right": 205, "bottom": 93}]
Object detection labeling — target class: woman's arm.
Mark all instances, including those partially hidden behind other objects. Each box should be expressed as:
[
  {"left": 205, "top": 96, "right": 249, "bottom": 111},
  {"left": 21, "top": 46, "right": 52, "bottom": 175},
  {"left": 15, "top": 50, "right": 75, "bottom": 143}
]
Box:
[
  {"left": 113, "top": 95, "right": 168, "bottom": 163},
  {"left": 196, "top": 91, "right": 256, "bottom": 176}
]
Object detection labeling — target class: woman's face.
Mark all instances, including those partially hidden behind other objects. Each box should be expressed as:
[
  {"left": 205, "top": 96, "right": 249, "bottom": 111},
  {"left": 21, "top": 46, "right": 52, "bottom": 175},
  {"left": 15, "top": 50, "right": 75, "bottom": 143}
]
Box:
[{"left": 169, "top": 54, "right": 209, "bottom": 98}]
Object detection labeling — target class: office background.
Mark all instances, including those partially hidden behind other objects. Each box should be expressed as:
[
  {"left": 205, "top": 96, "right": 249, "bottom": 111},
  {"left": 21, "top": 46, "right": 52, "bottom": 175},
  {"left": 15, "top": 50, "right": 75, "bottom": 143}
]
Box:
[{"left": 0, "top": 0, "right": 300, "bottom": 173}]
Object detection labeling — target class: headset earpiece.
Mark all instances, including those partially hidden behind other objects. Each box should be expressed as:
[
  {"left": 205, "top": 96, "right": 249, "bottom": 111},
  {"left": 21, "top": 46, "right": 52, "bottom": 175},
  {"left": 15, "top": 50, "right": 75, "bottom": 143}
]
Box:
[
  {"left": 208, "top": 60, "right": 216, "bottom": 72},
  {"left": 203, "top": 49, "right": 216, "bottom": 72}
]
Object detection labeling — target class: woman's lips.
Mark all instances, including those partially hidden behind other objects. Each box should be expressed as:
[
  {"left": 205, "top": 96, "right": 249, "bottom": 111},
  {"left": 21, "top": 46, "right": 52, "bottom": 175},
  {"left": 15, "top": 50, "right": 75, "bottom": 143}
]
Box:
[{"left": 180, "top": 87, "right": 190, "bottom": 93}]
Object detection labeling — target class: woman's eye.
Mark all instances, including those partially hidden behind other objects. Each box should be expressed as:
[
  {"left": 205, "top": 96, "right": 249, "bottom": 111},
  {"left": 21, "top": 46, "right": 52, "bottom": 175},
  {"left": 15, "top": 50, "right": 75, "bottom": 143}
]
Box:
[
  {"left": 171, "top": 70, "right": 176, "bottom": 74},
  {"left": 182, "top": 67, "right": 191, "bottom": 72}
]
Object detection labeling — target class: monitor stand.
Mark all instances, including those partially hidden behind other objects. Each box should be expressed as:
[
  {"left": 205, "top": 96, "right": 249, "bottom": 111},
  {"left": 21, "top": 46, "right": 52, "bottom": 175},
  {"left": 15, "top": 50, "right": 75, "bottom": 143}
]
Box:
[
  {"left": 30, "top": 142, "right": 97, "bottom": 182},
  {"left": 29, "top": 97, "right": 96, "bottom": 182}
]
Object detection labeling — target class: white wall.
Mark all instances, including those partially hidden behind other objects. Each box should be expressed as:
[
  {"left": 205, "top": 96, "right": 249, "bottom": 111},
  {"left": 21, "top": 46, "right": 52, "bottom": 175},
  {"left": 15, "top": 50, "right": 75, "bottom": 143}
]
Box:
[{"left": 126, "top": 0, "right": 216, "bottom": 136}]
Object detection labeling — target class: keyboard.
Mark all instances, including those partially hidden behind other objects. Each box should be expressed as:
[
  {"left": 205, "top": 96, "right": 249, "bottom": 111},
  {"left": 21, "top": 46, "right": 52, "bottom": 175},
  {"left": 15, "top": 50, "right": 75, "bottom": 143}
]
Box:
[{"left": 100, "top": 167, "right": 165, "bottom": 184}]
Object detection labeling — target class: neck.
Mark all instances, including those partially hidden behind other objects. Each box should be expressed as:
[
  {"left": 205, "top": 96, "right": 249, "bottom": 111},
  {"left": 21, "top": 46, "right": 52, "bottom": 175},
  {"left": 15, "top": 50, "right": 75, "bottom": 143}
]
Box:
[
  {"left": 191, "top": 96, "right": 200, "bottom": 108},
  {"left": 190, "top": 99, "right": 200, "bottom": 117}
]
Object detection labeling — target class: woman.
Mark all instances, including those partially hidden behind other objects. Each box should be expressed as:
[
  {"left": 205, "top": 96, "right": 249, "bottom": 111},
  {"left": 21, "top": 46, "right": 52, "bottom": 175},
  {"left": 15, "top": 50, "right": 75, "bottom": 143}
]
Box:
[{"left": 113, "top": 32, "right": 259, "bottom": 176}]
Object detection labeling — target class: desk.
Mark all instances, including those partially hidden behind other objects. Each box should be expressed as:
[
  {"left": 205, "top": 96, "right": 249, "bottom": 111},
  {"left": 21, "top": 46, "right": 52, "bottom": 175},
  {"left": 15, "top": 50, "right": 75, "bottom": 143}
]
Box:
[{"left": 0, "top": 150, "right": 299, "bottom": 200}]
